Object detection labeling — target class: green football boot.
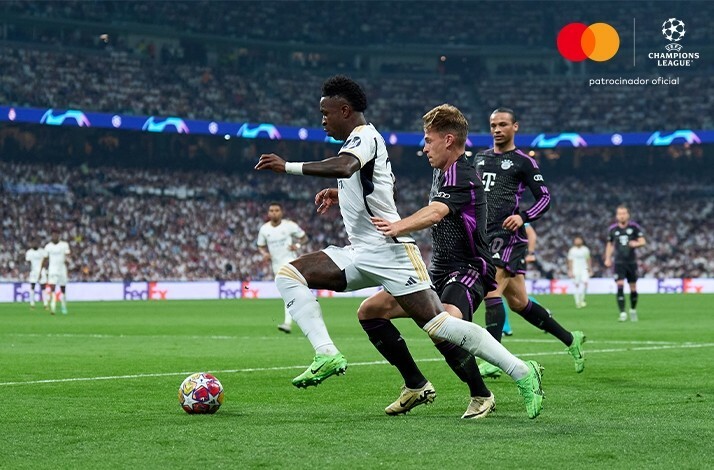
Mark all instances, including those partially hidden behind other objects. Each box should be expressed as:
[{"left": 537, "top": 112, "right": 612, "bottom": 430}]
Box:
[
  {"left": 479, "top": 360, "right": 503, "bottom": 378},
  {"left": 515, "top": 360, "right": 544, "bottom": 419},
  {"left": 567, "top": 331, "right": 586, "bottom": 373},
  {"left": 292, "top": 353, "right": 347, "bottom": 388}
]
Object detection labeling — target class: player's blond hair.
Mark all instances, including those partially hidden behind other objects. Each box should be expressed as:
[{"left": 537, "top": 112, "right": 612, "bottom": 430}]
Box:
[{"left": 422, "top": 104, "right": 469, "bottom": 147}]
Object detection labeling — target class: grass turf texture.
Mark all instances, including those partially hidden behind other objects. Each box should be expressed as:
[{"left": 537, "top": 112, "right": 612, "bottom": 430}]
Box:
[{"left": 1, "top": 295, "right": 713, "bottom": 469}]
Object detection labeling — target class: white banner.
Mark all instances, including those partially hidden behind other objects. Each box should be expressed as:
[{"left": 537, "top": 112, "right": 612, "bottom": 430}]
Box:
[{"left": 1, "top": 279, "right": 712, "bottom": 303}]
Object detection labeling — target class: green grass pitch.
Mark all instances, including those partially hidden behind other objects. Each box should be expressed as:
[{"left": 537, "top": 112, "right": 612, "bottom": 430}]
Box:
[{"left": 1, "top": 295, "right": 713, "bottom": 468}]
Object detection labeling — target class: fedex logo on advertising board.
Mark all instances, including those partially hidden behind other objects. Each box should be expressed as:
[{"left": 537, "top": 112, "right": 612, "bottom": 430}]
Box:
[
  {"left": 219, "top": 282, "right": 244, "bottom": 299},
  {"left": 123, "top": 282, "right": 168, "bottom": 300}
]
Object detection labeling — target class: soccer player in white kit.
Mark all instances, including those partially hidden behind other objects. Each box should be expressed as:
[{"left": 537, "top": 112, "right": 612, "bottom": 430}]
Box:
[
  {"left": 257, "top": 202, "right": 307, "bottom": 333},
  {"left": 43, "top": 231, "right": 71, "bottom": 314},
  {"left": 25, "top": 241, "right": 49, "bottom": 309},
  {"left": 255, "top": 76, "right": 543, "bottom": 417},
  {"left": 567, "top": 235, "right": 592, "bottom": 309}
]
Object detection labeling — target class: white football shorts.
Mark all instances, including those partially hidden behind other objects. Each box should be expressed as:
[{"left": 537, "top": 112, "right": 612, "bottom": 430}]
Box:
[{"left": 322, "top": 243, "right": 431, "bottom": 296}]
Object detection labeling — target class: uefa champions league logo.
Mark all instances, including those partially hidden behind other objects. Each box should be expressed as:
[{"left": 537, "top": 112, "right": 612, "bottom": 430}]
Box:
[
  {"left": 661, "top": 18, "right": 685, "bottom": 52},
  {"left": 648, "top": 18, "right": 699, "bottom": 67}
]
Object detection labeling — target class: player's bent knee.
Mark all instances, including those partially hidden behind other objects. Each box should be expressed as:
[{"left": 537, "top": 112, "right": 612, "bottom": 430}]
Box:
[{"left": 441, "top": 283, "right": 473, "bottom": 322}]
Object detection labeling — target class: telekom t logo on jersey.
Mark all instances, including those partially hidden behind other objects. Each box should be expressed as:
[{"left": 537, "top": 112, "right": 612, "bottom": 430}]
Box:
[
  {"left": 482, "top": 172, "right": 497, "bottom": 192},
  {"left": 557, "top": 22, "right": 620, "bottom": 62}
]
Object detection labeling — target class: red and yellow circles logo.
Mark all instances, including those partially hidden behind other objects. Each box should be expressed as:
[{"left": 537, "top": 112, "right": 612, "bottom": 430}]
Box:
[{"left": 557, "top": 23, "right": 620, "bottom": 62}]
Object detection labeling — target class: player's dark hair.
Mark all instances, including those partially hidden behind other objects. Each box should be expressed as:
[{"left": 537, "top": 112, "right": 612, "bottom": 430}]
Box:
[
  {"left": 491, "top": 107, "right": 517, "bottom": 123},
  {"left": 616, "top": 204, "right": 629, "bottom": 212},
  {"left": 268, "top": 202, "right": 283, "bottom": 210},
  {"left": 574, "top": 234, "right": 587, "bottom": 246},
  {"left": 321, "top": 75, "right": 368, "bottom": 112}
]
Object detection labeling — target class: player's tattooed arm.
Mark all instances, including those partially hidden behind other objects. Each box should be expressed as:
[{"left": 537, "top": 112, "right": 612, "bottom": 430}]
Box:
[{"left": 371, "top": 202, "right": 449, "bottom": 237}]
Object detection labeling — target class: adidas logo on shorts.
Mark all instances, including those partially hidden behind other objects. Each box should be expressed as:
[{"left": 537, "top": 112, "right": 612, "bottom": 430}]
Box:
[{"left": 405, "top": 277, "right": 417, "bottom": 286}]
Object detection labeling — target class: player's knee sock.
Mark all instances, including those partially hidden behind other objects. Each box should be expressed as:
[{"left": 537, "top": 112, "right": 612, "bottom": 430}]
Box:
[
  {"left": 60, "top": 291, "right": 67, "bottom": 309},
  {"left": 503, "top": 309, "right": 512, "bottom": 333},
  {"left": 50, "top": 292, "right": 57, "bottom": 312},
  {"left": 29, "top": 284, "right": 35, "bottom": 306},
  {"left": 485, "top": 298, "right": 506, "bottom": 342},
  {"left": 43, "top": 287, "right": 50, "bottom": 306},
  {"left": 360, "top": 319, "right": 426, "bottom": 389},
  {"left": 423, "top": 312, "right": 529, "bottom": 380},
  {"left": 275, "top": 264, "right": 338, "bottom": 355},
  {"left": 435, "top": 341, "right": 490, "bottom": 397},
  {"left": 515, "top": 300, "right": 574, "bottom": 346},
  {"left": 617, "top": 286, "right": 626, "bottom": 312},
  {"left": 573, "top": 284, "right": 580, "bottom": 305},
  {"left": 283, "top": 307, "right": 292, "bottom": 326},
  {"left": 630, "top": 291, "right": 638, "bottom": 310}
]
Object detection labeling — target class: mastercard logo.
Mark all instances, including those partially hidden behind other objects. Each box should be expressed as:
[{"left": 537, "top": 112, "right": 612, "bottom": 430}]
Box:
[{"left": 557, "top": 22, "right": 620, "bottom": 62}]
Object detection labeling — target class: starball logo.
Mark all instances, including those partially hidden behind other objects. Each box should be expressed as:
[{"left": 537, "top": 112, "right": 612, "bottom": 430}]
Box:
[
  {"left": 648, "top": 18, "right": 699, "bottom": 67},
  {"left": 557, "top": 22, "right": 620, "bottom": 62}
]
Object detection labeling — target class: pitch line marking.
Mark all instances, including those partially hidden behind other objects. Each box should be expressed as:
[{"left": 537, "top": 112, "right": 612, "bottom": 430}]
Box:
[
  {"left": 1, "top": 342, "right": 712, "bottom": 387},
  {"left": 1, "top": 333, "right": 686, "bottom": 346}
]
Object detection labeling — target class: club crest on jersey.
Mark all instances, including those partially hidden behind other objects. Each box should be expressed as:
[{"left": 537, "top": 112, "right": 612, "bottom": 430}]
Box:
[
  {"left": 626, "top": 228, "right": 633, "bottom": 234},
  {"left": 342, "top": 136, "right": 361, "bottom": 150},
  {"left": 501, "top": 159, "right": 513, "bottom": 170}
]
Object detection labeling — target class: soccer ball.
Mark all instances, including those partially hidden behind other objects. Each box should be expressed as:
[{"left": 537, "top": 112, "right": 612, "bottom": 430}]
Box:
[
  {"left": 178, "top": 372, "right": 224, "bottom": 414},
  {"left": 662, "top": 18, "right": 685, "bottom": 42}
]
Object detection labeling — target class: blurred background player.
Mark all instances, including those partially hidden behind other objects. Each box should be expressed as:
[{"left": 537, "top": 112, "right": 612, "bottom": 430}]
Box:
[
  {"left": 605, "top": 205, "right": 646, "bottom": 322},
  {"left": 25, "top": 240, "right": 49, "bottom": 310},
  {"left": 257, "top": 202, "right": 307, "bottom": 333},
  {"left": 502, "top": 222, "right": 537, "bottom": 336},
  {"left": 472, "top": 107, "right": 585, "bottom": 374},
  {"left": 42, "top": 230, "right": 70, "bottom": 315},
  {"left": 568, "top": 235, "right": 592, "bottom": 309}
]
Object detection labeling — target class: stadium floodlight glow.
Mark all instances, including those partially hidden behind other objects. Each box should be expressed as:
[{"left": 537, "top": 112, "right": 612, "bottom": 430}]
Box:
[
  {"left": 531, "top": 133, "right": 588, "bottom": 148},
  {"left": 40, "top": 109, "right": 91, "bottom": 127},
  {"left": 236, "top": 123, "right": 281, "bottom": 139},
  {"left": 646, "top": 130, "right": 701, "bottom": 146},
  {"left": 142, "top": 117, "right": 190, "bottom": 133}
]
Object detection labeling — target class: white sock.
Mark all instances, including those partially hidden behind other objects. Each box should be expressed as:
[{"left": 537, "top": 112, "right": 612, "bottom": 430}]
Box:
[
  {"left": 275, "top": 264, "right": 338, "bottom": 355},
  {"left": 283, "top": 307, "right": 292, "bottom": 326},
  {"left": 30, "top": 287, "right": 35, "bottom": 307},
  {"left": 60, "top": 292, "right": 67, "bottom": 310},
  {"left": 50, "top": 292, "right": 57, "bottom": 312},
  {"left": 423, "top": 312, "right": 529, "bottom": 380}
]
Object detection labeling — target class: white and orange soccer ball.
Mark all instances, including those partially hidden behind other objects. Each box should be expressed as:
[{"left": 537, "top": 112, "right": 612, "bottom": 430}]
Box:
[{"left": 178, "top": 373, "right": 224, "bottom": 414}]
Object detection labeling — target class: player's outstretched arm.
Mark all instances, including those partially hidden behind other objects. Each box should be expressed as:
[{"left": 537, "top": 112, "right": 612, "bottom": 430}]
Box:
[
  {"left": 371, "top": 202, "right": 449, "bottom": 237},
  {"left": 255, "top": 153, "right": 360, "bottom": 179}
]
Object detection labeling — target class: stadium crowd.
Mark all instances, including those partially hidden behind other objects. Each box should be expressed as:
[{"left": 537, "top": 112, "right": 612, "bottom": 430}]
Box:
[
  {"left": 4, "top": 1, "right": 713, "bottom": 47},
  {"left": 2, "top": 161, "right": 712, "bottom": 282},
  {"left": 2, "top": 45, "right": 712, "bottom": 134}
]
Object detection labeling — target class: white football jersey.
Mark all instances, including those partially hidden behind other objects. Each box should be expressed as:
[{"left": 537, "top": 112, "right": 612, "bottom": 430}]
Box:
[
  {"left": 44, "top": 241, "right": 70, "bottom": 274},
  {"left": 568, "top": 246, "right": 591, "bottom": 273},
  {"left": 257, "top": 220, "right": 305, "bottom": 271},
  {"left": 337, "top": 124, "right": 413, "bottom": 248},
  {"left": 25, "top": 248, "right": 47, "bottom": 275}
]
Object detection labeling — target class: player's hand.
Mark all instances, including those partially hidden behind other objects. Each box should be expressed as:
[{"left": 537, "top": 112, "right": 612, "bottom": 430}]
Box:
[
  {"left": 502, "top": 214, "right": 524, "bottom": 231},
  {"left": 315, "top": 188, "right": 339, "bottom": 214},
  {"left": 525, "top": 254, "right": 536, "bottom": 263},
  {"left": 262, "top": 253, "right": 271, "bottom": 262},
  {"left": 568, "top": 270, "right": 573, "bottom": 278},
  {"left": 255, "top": 153, "right": 286, "bottom": 173},
  {"left": 628, "top": 240, "right": 639, "bottom": 248},
  {"left": 371, "top": 217, "right": 400, "bottom": 237},
  {"left": 604, "top": 258, "right": 612, "bottom": 268},
  {"left": 289, "top": 243, "right": 301, "bottom": 252}
]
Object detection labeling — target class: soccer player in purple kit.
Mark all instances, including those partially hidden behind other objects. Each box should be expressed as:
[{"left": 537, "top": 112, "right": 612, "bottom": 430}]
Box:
[
  {"left": 471, "top": 108, "right": 586, "bottom": 374},
  {"left": 605, "top": 205, "right": 646, "bottom": 322},
  {"left": 360, "top": 104, "right": 544, "bottom": 419}
]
